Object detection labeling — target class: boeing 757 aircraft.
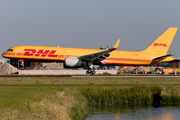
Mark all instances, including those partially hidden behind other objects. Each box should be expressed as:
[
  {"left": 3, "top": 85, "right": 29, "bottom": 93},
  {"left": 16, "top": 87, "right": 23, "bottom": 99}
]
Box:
[{"left": 2, "top": 27, "right": 178, "bottom": 75}]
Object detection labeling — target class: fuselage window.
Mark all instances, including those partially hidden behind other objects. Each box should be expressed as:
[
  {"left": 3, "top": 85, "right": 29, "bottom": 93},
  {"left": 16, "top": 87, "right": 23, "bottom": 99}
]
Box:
[{"left": 7, "top": 49, "right": 13, "bottom": 52}]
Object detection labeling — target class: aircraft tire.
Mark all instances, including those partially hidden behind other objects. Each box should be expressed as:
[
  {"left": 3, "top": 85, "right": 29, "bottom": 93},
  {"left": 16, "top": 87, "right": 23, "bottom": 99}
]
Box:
[
  {"left": 90, "top": 70, "right": 96, "bottom": 75},
  {"left": 90, "top": 71, "right": 94, "bottom": 75},
  {"left": 86, "top": 71, "right": 90, "bottom": 74}
]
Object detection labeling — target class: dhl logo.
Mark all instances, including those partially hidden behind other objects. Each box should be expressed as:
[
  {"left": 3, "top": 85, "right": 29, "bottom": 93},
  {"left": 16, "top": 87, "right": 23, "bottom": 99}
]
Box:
[
  {"left": 23, "top": 49, "right": 58, "bottom": 57},
  {"left": 151, "top": 43, "right": 169, "bottom": 47}
]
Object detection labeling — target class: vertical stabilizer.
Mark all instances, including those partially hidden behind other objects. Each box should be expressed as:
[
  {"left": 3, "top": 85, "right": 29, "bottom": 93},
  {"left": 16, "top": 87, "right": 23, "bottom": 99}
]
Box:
[{"left": 142, "top": 27, "right": 178, "bottom": 55}]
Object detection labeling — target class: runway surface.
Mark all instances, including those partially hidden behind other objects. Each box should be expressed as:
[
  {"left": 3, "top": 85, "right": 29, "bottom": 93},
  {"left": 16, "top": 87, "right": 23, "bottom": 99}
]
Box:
[
  {"left": 72, "top": 75, "right": 180, "bottom": 77},
  {"left": 0, "top": 75, "right": 180, "bottom": 77}
]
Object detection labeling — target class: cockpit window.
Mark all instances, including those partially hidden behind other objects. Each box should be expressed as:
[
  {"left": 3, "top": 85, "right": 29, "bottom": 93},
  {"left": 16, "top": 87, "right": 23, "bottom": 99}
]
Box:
[{"left": 7, "top": 49, "right": 13, "bottom": 52}]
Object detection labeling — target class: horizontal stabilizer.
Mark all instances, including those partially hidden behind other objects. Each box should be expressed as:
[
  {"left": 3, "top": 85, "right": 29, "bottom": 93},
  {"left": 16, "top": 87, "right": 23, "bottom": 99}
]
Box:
[{"left": 153, "top": 54, "right": 175, "bottom": 61}]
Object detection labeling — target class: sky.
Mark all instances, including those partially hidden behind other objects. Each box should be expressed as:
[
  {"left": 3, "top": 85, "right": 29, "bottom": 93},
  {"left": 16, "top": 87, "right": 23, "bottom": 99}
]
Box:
[{"left": 1, "top": 0, "right": 180, "bottom": 59}]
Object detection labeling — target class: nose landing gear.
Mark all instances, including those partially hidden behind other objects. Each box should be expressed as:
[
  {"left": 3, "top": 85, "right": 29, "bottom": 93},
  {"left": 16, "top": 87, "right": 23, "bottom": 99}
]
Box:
[{"left": 19, "top": 59, "right": 24, "bottom": 70}]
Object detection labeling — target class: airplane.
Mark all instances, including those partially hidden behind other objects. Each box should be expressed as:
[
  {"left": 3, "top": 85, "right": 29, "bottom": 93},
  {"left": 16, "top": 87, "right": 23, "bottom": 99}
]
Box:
[{"left": 2, "top": 27, "right": 178, "bottom": 75}]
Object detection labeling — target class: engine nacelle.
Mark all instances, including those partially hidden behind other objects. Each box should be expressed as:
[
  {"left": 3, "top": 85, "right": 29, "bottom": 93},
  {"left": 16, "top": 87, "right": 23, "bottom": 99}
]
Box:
[{"left": 65, "top": 57, "right": 82, "bottom": 67}]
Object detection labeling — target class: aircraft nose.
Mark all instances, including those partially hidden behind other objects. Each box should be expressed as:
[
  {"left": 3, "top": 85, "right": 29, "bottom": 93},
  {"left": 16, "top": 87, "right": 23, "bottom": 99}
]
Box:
[{"left": 2, "top": 52, "right": 6, "bottom": 58}]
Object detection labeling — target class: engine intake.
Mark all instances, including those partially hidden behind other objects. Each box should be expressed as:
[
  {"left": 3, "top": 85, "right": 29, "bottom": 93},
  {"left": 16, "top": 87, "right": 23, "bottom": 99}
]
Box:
[{"left": 65, "top": 57, "right": 82, "bottom": 67}]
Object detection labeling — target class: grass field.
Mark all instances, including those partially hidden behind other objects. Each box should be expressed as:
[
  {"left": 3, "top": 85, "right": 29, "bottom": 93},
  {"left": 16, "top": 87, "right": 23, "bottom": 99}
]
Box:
[
  {"left": 1, "top": 76, "right": 180, "bottom": 86},
  {"left": 0, "top": 76, "right": 180, "bottom": 120},
  {"left": 1, "top": 77, "right": 180, "bottom": 108}
]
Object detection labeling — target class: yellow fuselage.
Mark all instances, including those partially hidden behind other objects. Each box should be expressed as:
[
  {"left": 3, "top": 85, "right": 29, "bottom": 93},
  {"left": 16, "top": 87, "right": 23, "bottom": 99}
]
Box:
[{"left": 2, "top": 45, "right": 174, "bottom": 66}]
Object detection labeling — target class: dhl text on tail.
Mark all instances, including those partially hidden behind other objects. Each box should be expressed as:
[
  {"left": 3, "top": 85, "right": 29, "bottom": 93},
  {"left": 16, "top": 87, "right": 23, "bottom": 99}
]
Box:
[{"left": 2, "top": 27, "right": 178, "bottom": 75}]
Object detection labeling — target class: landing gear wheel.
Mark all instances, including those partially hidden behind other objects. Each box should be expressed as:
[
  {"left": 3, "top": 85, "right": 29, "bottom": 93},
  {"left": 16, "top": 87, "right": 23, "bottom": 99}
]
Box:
[
  {"left": 86, "top": 62, "right": 96, "bottom": 75},
  {"left": 90, "top": 71, "right": 94, "bottom": 75},
  {"left": 90, "top": 70, "right": 96, "bottom": 75},
  {"left": 86, "top": 70, "right": 90, "bottom": 74},
  {"left": 86, "top": 69, "right": 91, "bottom": 74}
]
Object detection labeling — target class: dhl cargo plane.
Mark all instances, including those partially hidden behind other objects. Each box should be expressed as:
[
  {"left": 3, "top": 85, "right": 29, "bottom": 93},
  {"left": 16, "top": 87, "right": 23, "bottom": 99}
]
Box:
[{"left": 2, "top": 27, "right": 178, "bottom": 75}]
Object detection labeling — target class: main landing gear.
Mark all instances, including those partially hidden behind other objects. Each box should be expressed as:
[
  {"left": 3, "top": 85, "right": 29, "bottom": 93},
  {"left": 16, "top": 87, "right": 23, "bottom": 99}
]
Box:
[
  {"left": 86, "top": 67, "right": 96, "bottom": 75},
  {"left": 86, "top": 62, "right": 96, "bottom": 75}
]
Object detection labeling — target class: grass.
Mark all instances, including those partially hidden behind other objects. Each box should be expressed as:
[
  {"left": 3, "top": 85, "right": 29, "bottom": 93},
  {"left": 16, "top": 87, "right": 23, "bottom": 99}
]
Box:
[
  {"left": 81, "top": 87, "right": 152, "bottom": 105},
  {"left": 0, "top": 88, "right": 88, "bottom": 120},
  {"left": 0, "top": 77, "right": 180, "bottom": 119},
  {"left": 0, "top": 86, "right": 61, "bottom": 111},
  {"left": 0, "top": 77, "right": 180, "bottom": 86}
]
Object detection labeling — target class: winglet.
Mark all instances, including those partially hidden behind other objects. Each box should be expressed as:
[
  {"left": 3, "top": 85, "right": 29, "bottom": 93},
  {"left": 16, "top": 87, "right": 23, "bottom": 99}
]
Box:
[{"left": 111, "top": 39, "right": 120, "bottom": 50}]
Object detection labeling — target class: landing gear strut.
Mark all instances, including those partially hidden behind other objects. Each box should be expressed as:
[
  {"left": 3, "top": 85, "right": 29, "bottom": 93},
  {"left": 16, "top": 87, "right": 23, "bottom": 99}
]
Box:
[
  {"left": 19, "top": 59, "right": 24, "bottom": 70},
  {"left": 86, "top": 62, "right": 96, "bottom": 75}
]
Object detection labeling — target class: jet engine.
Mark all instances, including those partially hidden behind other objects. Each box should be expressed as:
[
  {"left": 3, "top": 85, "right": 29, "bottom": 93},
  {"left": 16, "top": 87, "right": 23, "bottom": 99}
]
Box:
[{"left": 65, "top": 57, "right": 83, "bottom": 67}]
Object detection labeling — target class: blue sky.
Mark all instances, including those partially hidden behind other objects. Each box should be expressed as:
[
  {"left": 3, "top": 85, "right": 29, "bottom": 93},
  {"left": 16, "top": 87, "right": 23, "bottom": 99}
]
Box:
[{"left": 1, "top": 0, "right": 180, "bottom": 58}]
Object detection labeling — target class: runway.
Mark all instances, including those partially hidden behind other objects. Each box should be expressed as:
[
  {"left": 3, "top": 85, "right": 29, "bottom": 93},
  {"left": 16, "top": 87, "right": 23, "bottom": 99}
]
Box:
[
  {"left": 0, "top": 75, "right": 180, "bottom": 77},
  {"left": 72, "top": 75, "right": 180, "bottom": 77}
]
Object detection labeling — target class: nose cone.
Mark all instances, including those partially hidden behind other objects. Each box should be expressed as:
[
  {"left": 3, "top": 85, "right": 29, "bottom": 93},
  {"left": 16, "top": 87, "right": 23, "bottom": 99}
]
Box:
[
  {"left": 2, "top": 51, "right": 15, "bottom": 58},
  {"left": 2, "top": 48, "right": 15, "bottom": 58},
  {"left": 2, "top": 52, "right": 7, "bottom": 58}
]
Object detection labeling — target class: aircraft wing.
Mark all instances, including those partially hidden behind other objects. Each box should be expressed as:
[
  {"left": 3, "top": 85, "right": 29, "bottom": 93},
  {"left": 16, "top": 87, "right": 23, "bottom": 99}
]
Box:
[{"left": 78, "top": 39, "right": 120, "bottom": 62}]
